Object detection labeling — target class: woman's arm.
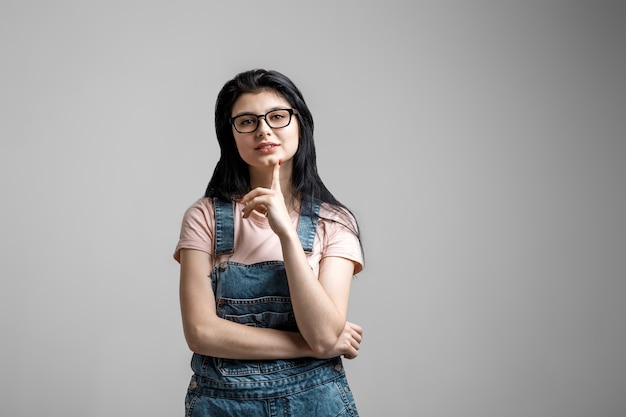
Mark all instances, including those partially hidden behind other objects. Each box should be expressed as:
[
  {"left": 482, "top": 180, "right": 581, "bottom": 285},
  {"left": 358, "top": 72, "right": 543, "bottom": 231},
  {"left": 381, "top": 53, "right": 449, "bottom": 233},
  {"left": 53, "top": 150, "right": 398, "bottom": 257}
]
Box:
[
  {"left": 180, "top": 248, "right": 361, "bottom": 359},
  {"left": 179, "top": 248, "right": 312, "bottom": 359},
  {"left": 281, "top": 237, "right": 359, "bottom": 356},
  {"left": 240, "top": 162, "right": 362, "bottom": 356}
]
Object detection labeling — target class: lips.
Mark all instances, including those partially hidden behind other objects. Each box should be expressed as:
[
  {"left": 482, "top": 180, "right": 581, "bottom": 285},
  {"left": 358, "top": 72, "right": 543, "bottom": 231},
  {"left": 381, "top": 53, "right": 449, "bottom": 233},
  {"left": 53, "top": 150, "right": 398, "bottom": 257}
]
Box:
[{"left": 255, "top": 142, "right": 279, "bottom": 151}]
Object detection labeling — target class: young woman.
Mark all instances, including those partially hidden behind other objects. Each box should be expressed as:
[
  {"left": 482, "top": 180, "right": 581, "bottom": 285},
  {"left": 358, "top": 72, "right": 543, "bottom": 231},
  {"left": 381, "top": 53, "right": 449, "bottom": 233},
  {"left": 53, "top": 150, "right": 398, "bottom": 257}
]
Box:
[{"left": 174, "top": 69, "right": 364, "bottom": 416}]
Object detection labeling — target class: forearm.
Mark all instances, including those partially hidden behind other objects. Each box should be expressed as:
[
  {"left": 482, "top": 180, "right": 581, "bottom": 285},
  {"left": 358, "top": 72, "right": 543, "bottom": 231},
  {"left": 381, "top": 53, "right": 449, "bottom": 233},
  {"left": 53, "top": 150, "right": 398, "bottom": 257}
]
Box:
[
  {"left": 185, "top": 315, "right": 313, "bottom": 359},
  {"left": 179, "top": 249, "right": 314, "bottom": 360},
  {"left": 280, "top": 232, "right": 346, "bottom": 354}
]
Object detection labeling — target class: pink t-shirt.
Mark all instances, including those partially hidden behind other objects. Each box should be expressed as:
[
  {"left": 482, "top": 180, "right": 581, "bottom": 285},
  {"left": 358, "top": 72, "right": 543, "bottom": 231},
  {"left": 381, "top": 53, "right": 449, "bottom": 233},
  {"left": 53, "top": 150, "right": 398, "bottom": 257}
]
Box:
[{"left": 173, "top": 198, "right": 363, "bottom": 277}]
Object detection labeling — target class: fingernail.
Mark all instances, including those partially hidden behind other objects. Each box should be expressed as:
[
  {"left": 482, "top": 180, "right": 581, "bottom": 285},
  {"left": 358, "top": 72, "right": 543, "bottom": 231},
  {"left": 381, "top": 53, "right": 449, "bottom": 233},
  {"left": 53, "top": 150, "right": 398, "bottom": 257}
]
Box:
[{"left": 278, "top": 159, "right": 282, "bottom": 166}]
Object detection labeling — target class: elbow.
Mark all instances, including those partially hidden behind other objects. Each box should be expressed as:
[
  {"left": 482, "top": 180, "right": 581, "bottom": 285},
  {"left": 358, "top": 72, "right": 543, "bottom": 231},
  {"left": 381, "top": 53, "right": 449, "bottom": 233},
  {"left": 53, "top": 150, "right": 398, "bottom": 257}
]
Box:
[
  {"left": 305, "top": 321, "right": 349, "bottom": 357},
  {"left": 184, "top": 325, "right": 207, "bottom": 354},
  {"left": 308, "top": 335, "right": 340, "bottom": 358},
  {"left": 186, "top": 338, "right": 201, "bottom": 354}
]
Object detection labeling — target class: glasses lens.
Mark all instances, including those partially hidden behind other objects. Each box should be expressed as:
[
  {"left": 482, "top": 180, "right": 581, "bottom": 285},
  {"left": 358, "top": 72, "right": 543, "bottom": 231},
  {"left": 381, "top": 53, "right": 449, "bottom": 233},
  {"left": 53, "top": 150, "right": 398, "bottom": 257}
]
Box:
[
  {"left": 265, "top": 109, "right": 291, "bottom": 128},
  {"left": 233, "top": 115, "right": 259, "bottom": 133}
]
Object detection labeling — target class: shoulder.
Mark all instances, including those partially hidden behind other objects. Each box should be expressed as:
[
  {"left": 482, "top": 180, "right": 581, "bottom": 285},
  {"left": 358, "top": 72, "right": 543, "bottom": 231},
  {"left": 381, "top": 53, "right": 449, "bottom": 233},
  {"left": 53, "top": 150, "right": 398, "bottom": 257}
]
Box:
[
  {"left": 316, "top": 202, "right": 361, "bottom": 247},
  {"left": 318, "top": 203, "right": 359, "bottom": 234},
  {"left": 189, "top": 196, "right": 214, "bottom": 211},
  {"left": 173, "top": 197, "right": 215, "bottom": 263},
  {"left": 178, "top": 197, "right": 217, "bottom": 236},
  {"left": 316, "top": 202, "right": 363, "bottom": 273},
  {"left": 183, "top": 197, "right": 214, "bottom": 219}
]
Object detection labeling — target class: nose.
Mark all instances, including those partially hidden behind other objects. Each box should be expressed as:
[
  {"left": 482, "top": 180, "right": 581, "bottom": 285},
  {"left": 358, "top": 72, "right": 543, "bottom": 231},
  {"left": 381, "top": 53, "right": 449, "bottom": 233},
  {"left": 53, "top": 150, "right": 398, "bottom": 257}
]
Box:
[{"left": 256, "top": 117, "right": 272, "bottom": 135}]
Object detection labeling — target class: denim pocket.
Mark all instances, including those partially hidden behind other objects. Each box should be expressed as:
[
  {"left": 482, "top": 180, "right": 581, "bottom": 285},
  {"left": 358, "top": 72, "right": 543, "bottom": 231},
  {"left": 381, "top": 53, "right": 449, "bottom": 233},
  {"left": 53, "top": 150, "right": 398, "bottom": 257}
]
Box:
[
  {"left": 215, "top": 357, "right": 310, "bottom": 376},
  {"left": 284, "top": 378, "right": 359, "bottom": 417},
  {"left": 217, "top": 296, "right": 298, "bottom": 331},
  {"left": 215, "top": 295, "right": 307, "bottom": 376},
  {"left": 185, "top": 391, "right": 270, "bottom": 417}
]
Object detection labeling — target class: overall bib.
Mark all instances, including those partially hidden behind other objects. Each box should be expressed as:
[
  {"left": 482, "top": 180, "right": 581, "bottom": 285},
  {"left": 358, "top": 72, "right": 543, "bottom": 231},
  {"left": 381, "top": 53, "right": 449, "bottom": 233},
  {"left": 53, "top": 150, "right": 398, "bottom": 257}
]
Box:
[{"left": 184, "top": 199, "right": 359, "bottom": 417}]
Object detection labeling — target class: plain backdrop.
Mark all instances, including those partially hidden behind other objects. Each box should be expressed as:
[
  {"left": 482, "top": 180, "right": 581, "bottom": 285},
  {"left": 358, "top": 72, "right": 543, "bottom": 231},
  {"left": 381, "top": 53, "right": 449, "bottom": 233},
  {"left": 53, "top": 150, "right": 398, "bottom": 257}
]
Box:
[{"left": 1, "top": 1, "right": 625, "bottom": 416}]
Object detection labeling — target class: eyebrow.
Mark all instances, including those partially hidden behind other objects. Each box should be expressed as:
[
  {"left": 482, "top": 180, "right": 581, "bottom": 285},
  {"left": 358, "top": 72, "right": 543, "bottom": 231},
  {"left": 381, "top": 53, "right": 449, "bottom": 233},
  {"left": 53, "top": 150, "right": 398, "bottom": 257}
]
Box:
[{"left": 231, "top": 106, "right": 288, "bottom": 118}]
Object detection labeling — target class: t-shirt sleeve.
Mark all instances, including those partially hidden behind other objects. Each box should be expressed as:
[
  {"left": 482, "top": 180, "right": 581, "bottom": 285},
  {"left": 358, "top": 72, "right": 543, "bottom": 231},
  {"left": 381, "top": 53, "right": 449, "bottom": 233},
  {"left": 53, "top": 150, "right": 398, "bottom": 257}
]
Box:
[
  {"left": 320, "top": 208, "right": 364, "bottom": 275},
  {"left": 173, "top": 198, "right": 214, "bottom": 263}
]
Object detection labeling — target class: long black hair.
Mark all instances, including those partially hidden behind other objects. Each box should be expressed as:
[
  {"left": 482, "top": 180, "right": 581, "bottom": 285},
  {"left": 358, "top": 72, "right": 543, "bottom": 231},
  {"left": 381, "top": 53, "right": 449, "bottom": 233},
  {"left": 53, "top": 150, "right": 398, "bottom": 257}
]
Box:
[{"left": 204, "top": 69, "right": 361, "bottom": 241}]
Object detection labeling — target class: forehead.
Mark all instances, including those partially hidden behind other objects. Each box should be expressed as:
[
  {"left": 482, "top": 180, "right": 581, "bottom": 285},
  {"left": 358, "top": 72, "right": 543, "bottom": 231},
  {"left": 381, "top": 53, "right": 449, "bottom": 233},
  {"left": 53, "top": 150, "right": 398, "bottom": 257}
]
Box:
[{"left": 231, "top": 90, "right": 290, "bottom": 115}]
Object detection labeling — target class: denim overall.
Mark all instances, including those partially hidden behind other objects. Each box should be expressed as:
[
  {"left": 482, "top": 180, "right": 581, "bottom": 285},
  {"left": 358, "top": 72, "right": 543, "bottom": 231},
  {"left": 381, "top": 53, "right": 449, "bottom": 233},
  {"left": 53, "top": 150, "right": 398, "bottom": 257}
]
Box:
[{"left": 184, "top": 198, "right": 359, "bottom": 417}]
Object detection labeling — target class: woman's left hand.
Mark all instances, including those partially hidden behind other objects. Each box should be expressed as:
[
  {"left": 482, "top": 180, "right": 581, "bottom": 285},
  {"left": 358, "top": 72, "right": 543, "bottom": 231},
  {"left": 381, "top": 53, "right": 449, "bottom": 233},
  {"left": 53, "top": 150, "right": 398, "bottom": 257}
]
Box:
[{"left": 240, "top": 160, "right": 294, "bottom": 237}]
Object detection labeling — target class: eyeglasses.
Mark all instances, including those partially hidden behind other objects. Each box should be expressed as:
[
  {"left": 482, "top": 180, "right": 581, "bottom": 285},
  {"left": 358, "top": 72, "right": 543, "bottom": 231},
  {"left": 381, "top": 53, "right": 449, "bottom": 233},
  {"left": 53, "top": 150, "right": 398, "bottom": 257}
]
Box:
[{"left": 230, "top": 108, "right": 297, "bottom": 133}]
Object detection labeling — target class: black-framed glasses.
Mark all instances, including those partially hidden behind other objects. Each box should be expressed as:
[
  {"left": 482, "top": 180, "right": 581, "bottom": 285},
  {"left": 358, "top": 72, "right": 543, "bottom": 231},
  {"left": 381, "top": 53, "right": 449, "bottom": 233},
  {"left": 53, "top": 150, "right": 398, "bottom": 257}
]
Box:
[{"left": 230, "top": 108, "right": 297, "bottom": 133}]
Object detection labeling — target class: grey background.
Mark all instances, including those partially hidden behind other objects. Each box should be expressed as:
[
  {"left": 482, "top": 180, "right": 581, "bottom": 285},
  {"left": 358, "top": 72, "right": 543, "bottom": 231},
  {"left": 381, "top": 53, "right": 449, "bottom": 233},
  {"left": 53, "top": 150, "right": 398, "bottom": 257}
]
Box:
[{"left": 1, "top": 1, "right": 625, "bottom": 416}]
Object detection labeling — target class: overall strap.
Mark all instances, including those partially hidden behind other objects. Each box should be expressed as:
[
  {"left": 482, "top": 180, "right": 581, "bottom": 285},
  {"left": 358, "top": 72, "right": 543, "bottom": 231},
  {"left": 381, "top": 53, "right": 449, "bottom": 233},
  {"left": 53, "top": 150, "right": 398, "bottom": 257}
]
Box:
[
  {"left": 297, "top": 201, "right": 321, "bottom": 254},
  {"left": 213, "top": 198, "right": 235, "bottom": 255},
  {"left": 213, "top": 198, "right": 321, "bottom": 255}
]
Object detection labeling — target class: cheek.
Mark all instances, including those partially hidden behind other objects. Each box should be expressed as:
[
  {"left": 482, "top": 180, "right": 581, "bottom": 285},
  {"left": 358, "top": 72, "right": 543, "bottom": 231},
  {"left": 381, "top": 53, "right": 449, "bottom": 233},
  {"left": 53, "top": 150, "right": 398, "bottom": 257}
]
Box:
[
  {"left": 279, "top": 136, "right": 299, "bottom": 158},
  {"left": 283, "top": 126, "right": 300, "bottom": 149},
  {"left": 232, "top": 135, "right": 248, "bottom": 152}
]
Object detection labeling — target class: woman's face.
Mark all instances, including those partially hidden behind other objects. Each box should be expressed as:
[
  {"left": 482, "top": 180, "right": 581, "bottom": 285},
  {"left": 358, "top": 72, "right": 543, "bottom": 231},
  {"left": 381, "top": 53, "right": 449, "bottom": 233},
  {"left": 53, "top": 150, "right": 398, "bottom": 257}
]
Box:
[{"left": 230, "top": 90, "right": 299, "bottom": 169}]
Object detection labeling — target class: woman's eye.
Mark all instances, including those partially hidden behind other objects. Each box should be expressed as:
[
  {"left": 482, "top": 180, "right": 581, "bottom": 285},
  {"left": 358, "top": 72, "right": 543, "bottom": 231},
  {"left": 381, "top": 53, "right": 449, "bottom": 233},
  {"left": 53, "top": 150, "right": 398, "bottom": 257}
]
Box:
[{"left": 239, "top": 117, "right": 255, "bottom": 126}]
